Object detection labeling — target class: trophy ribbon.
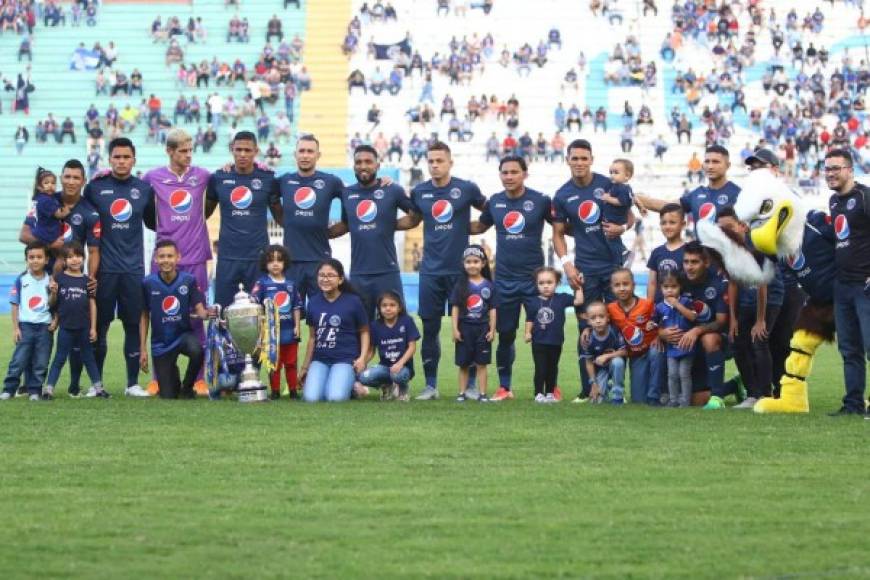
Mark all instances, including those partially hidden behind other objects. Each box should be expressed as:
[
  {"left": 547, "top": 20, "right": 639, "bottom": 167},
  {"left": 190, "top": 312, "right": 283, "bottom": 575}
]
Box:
[{"left": 259, "top": 297, "right": 280, "bottom": 373}]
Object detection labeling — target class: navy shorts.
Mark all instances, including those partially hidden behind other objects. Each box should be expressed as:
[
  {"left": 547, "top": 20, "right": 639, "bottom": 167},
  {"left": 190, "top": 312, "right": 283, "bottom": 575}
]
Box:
[
  {"left": 215, "top": 258, "right": 261, "bottom": 309},
  {"left": 579, "top": 271, "right": 615, "bottom": 309},
  {"left": 455, "top": 322, "right": 492, "bottom": 366},
  {"left": 494, "top": 278, "right": 537, "bottom": 333},
  {"left": 418, "top": 272, "right": 461, "bottom": 319},
  {"left": 288, "top": 261, "right": 320, "bottom": 303},
  {"left": 352, "top": 271, "right": 404, "bottom": 321},
  {"left": 96, "top": 271, "right": 144, "bottom": 326}
]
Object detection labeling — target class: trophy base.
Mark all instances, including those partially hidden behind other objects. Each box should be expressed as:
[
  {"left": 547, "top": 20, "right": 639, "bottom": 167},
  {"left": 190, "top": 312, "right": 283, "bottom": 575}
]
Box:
[{"left": 236, "top": 355, "right": 269, "bottom": 403}]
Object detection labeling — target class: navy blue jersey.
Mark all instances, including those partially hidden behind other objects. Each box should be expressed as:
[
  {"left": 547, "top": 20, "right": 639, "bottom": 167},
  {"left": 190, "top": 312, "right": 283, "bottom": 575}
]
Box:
[
  {"left": 411, "top": 177, "right": 485, "bottom": 275},
  {"left": 54, "top": 272, "right": 91, "bottom": 331},
  {"left": 682, "top": 271, "right": 729, "bottom": 323},
  {"left": 24, "top": 194, "right": 101, "bottom": 249},
  {"left": 479, "top": 188, "right": 551, "bottom": 281},
  {"left": 85, "top": 174, "right": 155, "bottom": 274},
  {"left": 601, "top": 183, "right": 633, "bottom": 226},
  {"left": 829, "top": 183, "right": 870, "bottom": 283},
  {"left": 654, "top": 298, "right": 694, "bottom": 358},
  {"left": 306, "top": 291, "right": 369, "bottom": 365},
  {"left": 580, "top": 326, "right": 626, "bottom": 365},
  {"left": 523, "top": 292, "right": 574, "bottom": 346},
  {"left": 142, "top": 272, "right": 205, "bottom": 357},
  {"left": 370, "top": 313, "right": 420, "bottom": 373},
  {"left": 737, "top": 266, "right": 785, "bottom": 308},
  {"left": 280, "top": 170, "right": 344, "bottom": 263},
  {"left": 206, "top": 168, "right": 280, "bottom": 261},
  {"left": 646, "top": 242, "right": 685, "bottom": 302},
  {"left": 781, "top": 210, "right": 835, "bottom": 303},
  {"left": 340, "top": 182, "right": 415, "bottom": 275},
  {"left": 779, "top": 261, "right": 798, "bottom": 289},
  {"left": 679, "top": 181, "right": 741, "bottom": 235},
  {"left": 552, "top": 173, "right": 616, "bottom": 276},
  {"left": 33, "top": 193, "right": 62, "bottom": 243},
  {"left": 251, "top": 274, "right": 303, "bottom": 344},
  {"left": 450, "top": 278, "right": 497, "bottom": 325}
]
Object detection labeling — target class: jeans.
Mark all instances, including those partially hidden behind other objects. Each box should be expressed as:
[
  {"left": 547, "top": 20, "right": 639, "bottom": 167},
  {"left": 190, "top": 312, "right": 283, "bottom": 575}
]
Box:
[
  {"left": 46, "top": 327, "right": 101, "bottom": 388},
  {"left": 595, "top": 357, "right": 625, "bottom": 401},
  {"left": 3, "top": 323, "right": 52, "bottom": 395},
  {"left": 304, "top": 361, "right": 355, "bottom": 402},
  {"left": 358, "top": 364, "right": 412, "bottom": 393},
  {"left": 628, "top": 349, "right": 663, "bottom": 404},
  {"left": 834, "top": 280, "right": 870, "bottom": 412},
  {"left": 667, "top": 356, "right": 693, "bottom": 407}
]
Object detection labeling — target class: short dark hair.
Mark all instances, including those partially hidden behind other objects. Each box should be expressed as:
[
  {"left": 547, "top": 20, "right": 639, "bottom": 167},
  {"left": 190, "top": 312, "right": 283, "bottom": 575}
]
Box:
[
  {"left": 353, "top": 144, "right": 379, "bottom": 159},
  {"left": 108, "top": 137, "right": 135, "bottom": 156},
  {"left": 297, "top": 134, "right": 320, "bottom": 148},
  {"left": 62, "top": 159, "right": 86, "bottom": 177},
  {"left": 63, "top": 241, "right": 85, "bottom": 258},
  {"left": 660, "top": 203, "right": 685, "bottom": 219},
  {"left": 499, "top": 155, "right": 527, "bottom": 172},
  {"left": 154, "top": 239, "right": 178, "bottom": 252},
  {"left": 716, "top": 205, "right": 738, "bottom": 220},
  {"left": 427, "top": 141, "right": 451, "bottom": 155},
  {"left": 567, "top": 138, "right": 592, "bottom": 156},
  {"left": 825, "top": 148, "right": 853, "bottom": 167},
  {"left": 658, "top": 269, "right": 687, "bottom": 289},
  {"left": 534, "top": 266, "right": 562, "bottom": 284},
  {"left": 610, "top": 267, "right": 634, "bottom": 283},
  {"left": 232, "top": 131, "right": 258, "bottom": 146},
  {"left": 683, "top": 240, "right": 708, "bottom": 259},
  {"left": 259, "top": 244, "right": 291, "bottom": 273},
  {"left": 705, "top": 144, "right": 730, "bottom": 158},
  {"left": 24, "top": 240, "right": 48, "bottom": 257}
]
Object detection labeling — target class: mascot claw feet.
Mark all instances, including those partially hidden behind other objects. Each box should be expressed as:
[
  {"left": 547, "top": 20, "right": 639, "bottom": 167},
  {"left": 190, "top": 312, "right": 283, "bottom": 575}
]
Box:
[{"left": 753, "top": 378, "right": 809, "bottom": 414}]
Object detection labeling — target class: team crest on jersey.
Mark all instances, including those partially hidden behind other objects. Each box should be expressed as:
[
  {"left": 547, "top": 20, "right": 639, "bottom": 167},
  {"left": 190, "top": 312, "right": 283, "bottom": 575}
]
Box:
[
  {"left": 503, "top": 211, "right": 526, "bottom": 234},
  {"left": 523, "top": 200, "right": 534, "bottom": 212},
  {"left": 329, "top": 315, "right": 341, "bottom": 327},
  {"left": 130, "top": 188, "right": 141, "bottom": 200},
  {"left": 179, "top": 285, "right": 189, "bottom": 295},
  {"left": 110, "top": 199, "right": 132, "bottom": 222},
  {"left": 314, "top": 179, "right": 325, "bottom": 189},
  {"left": 536, "top": 307, "right": 554, "bottom": 325},
  {"left": 847, "top": 198, "right": 857, "bottom": 210},
  {"left": 294, "top": 187, "right": 317, "bottom": 209},
  {"left": 623, "top": 325, "right": 644, "bottom": 347},
  {"left": 835, "top": 214, "right": 850, "bottom": 240},
  {"left": 704, "top": 287, "right": 717, "bottom": 300},
  {"left": 466, "top": 294, "right": 484, "bottom": 314},
  {"left": 70, "top": 213, "right": 83, "bottom": 226},
  {"left": 356, "top": 200, "right": 378, "bottom": 223},
  {"left": 188, "top": 176, "right": 198, "bottom": 186},
  {"left": 399, "top": 325, "right": 405, "bottom": 333},
  {"left": 431, "top": 199, "right": 453, "bottom": 223},
  {"left": 717, "top": 194, "right": 729, "bottom": 205},
  {"left": 577, "top": 200, "right": 601, "bottom": 224},
  {"left": 593, "top": 188, "right": 605, "bottom": 199},
  {"left": 659, "top": 259, "right": 678, "bottom": 273},
  {"left": 28, "top": 295, "right": 47, "bottom": 313},
  {"left": 230, "top": 186, "right": 253, "bottom": 209},
  {"left": 449, "top": 187, "right": 462, "bottom": 199},
  {"left": 162, "top": 296, "right": 180, "bottom": 316},
  {"left": 251, "top": 179, "right": 263, "bottom": 190},
  {"left": 170, "top": 189, "right": 192, "bottom": 214},
  {"left": 373, "top": 189, "right": 385, "bottom": 200},
  {"left": 481, "top": 287, "right": 491, "bottom": 299}
]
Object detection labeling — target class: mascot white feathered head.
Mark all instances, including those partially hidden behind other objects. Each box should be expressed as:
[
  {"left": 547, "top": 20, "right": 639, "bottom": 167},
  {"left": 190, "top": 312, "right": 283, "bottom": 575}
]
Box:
[{"left": 697, "top": 169, "right": 805, "bottom": 286}]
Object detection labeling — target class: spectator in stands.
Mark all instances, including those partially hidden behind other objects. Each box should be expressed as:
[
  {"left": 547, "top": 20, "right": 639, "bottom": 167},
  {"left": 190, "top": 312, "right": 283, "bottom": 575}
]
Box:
[
  {"left": 165, "top": 39, "right": 183, "bottom": 67},
  {"left": 387, "top": 134, "right": 403, "bottom": 163},
  {"left": 485, "top": 133, "right": 499, "bottom": 162},
  {"left": 348, "top": 68, "right": 366, "bottom": 94},
  {"left": 202, "top": 125, "right": 217, "bottom": 153},
  {"left": 620, "top": 125, "right": 633, "bottom": 153},
  {"left": 593, "top": 107, "right": 607, "bottom": 133},
  {"left": 687, "top": 152, "right": 703, "bottom": 183},
  {"left": 550, "top": 132, "right": 565, "bottom": 162},
  {"left": 409, "top": 134, "right": 425, "bottom": 165},
  {"left": 14, "top": 124, "right": 28, "bottom": 155},
  {"left": 502, "top": 133, "right": 517, "bottom": 156},
  {"left": 265, "top": 142, "right": 282, "bottom": 168},
  {"left": 285, "top": 0, "right": 301, "bottom": 7},
  {"left": 17, "top": 36, "right": 31, "bottom": 62},
  {"left": 111, "top": 70, "right": 129, "bottom": 96},
  {"left": 367, "top": 103, "right": 381, "bottom": 131},
  {"left": 130, "top": 69, "right": 143, "bottom": 96},
  {"left": 59, "top": 117, "right": 75, "bottom": 143},
  {"left": 652, "top": 135, "right": 668, "bottom": 162},
  {"left": 266, "top": 14, "right": 282, "bottom": 43}
]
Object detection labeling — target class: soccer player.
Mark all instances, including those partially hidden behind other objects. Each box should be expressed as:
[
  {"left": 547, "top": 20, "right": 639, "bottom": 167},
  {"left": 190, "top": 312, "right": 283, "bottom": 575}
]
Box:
[
  {"left": 84, "top": 137, "right": 156, "bottom": 397},
  {"left": 825, "top": 149, "right": 870, "bottom": 416},
  {"left": 411, "top": 141, "right": 486, "bottom": 400},
  {"left": 205, "top": 131, "right": 282, "bottom": 309},
  {"left": 636, "top": 145, "right": 741, "bottom": 235},
  {"left": 329, "top": 145, "right": 421, "bottom": 321},
  {"left": 470, "top": 155, "right": 553, "bottom": 400},
  {"left": 551, "top": 139, "right": 628, "bottom": 401}
]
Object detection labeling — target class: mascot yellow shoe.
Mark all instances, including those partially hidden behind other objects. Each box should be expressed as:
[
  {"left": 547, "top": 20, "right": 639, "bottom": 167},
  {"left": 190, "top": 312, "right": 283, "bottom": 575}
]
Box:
[{"left": 753, "top": 329, "right": 821, "bottom": 414}]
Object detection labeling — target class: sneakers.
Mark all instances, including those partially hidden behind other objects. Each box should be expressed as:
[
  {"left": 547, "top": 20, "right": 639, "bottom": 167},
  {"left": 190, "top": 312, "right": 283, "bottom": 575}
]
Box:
[
  {"left": 491, "top": 387, "right": 514, "bottom": 401},
  {"left": 465, "top": 387, "right": 480, "bottom": 401},
  {"left": 270, "top": 390, "right": 281, "bottom": 401},
  {"left": 68, "top": 390, "right": 81, "bottom": 399},
  {"left": 288, "top": 390, "right": 299, "bottom": 400},
  {"left": 0, "top": 392, "right": 11, "bottom": 401},
  {"left": 29, "top": 394, "right": 40, "bottom": 402},
  {"left": 611, "top": 398, "right": 624, "bottom": 406},
  {"left": 396, "top": 392, "right": 410, "bottom": 402},
  {"left": 733, "top": 375, "right": 747, "bottom": 403},
  {"left": 193, "top": 379, "right": 209, "bottom": 396},
  {"left": 535, "top": 393, "right": 547, "bottom": 403},
  {"left": 703, "top": 395, "right": 726, "bottom": 410},
  {"left": 456, "top": 393, "right": 467, "bottom": 402},
  {"left": 571, "top": 395, "right": 589, "bottom": 404},
  {"left": 42, "top": 387, "right": 54, "bottom": 401},
  {"left": 553, "top": 386, "right": 562, "bottom": 402},
  {"left": 352, "top": 382, "right": 370, "bottom": 398},
  {"left": 380, "top": 384, "right": 398, "bottom": 401},
  {"left": 415, "top": 386, "right": 440, "bottom": 400},
  {"left": 125, "top": 385, "right": 151, "bottom": 398},
  {"left": 15, "top": 386, "right": 27, "bottom": 398},
  {"left": 478, "top": 394, "right": 490, "bottom": 403},
  {"left": 85, "top": 386, "right": 111, "bottom": 398},
  {"left": 146, "top": 380, "right": 159, "bottom": 396},
  {"left": 545, "top": 393, "right": 557, "bottom": 404},
  {"left": 733, "top": 396, "right": 758, "bottom": 410},
  {"left": 829, "top": 406, "right": 864, "bottom": 417}
]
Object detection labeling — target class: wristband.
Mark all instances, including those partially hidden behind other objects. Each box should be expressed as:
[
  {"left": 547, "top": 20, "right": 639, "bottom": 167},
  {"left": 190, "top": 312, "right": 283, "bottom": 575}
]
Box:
[{"left": 559, "top": 254, "right": 572, "bottom": 266}]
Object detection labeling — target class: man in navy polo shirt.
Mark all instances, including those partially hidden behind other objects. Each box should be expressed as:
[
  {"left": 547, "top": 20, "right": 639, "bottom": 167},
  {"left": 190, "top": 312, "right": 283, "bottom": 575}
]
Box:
[
  {"left": 84, "top": 137, "right": 156, "bottom": 397},
  {"left": 824, "top": 149, "right": 870, "bottom": 416}
]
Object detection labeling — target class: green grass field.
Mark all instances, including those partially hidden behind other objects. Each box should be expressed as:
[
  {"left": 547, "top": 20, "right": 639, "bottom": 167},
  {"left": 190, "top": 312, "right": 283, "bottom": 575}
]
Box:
[{"left": 1, "top": 315, "right": 868, "bottom": 579}]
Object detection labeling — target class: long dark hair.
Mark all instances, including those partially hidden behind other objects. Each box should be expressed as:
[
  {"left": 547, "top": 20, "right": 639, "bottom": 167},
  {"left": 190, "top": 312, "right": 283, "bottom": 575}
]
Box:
[
  {"left": 376, "top": 290, "right": 406, "bottom": 321},
  {"left": 33, "top": 166, "right": 55, "bottom": 199},
  {"left": 259, "top": 244, "right": 291, "bottom": 274},
  {"left": 454, "top": 244, "right": 491, "bottom": 316},
  {"left": 316, "top": 258, "right": 358, "bottom": 296}
]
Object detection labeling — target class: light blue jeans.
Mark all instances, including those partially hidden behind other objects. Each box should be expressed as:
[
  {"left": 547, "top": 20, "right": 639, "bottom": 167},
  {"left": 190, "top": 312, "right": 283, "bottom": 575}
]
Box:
[
  {"left": 595, "top": 356, "right": 626, "bottom": 401},
  {"left": 358, "top": 364, "right": 411, "bottom": 393},
  {"left": 628, "top": 348, "right": 664, "bottom": 404},
  {"left": 303, "top": 361, "right": 355, "bottom": 402}
]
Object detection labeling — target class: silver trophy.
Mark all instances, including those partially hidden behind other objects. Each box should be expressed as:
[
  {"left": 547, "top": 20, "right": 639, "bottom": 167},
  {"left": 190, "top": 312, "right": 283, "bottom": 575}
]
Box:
[{"left": 223, "top": 284, "right": 269, "bottom": 403}]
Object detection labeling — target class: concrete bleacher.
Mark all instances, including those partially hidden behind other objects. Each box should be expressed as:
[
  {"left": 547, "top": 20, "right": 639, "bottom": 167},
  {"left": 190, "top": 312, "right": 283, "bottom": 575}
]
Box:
[{"left": 0, "top": 0, "right": 306, "bottom": 272}]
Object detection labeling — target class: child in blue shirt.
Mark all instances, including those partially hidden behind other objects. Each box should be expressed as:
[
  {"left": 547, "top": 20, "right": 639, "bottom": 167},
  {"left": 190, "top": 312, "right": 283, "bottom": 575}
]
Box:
[
  {"left": 31, "top": 168, "right": 70, "bottom": 250},
  {"left": 580, "top": 301, "right": 628, "bottom": 404},
  {"left": 654, "top": 271, "right": 698, "bottom": 407},
  {"left": 601, "top": 159, "right": 635, "bottom": 267},
  {"left": 358, "top": 291, "right": 421, "bottom": 401}
]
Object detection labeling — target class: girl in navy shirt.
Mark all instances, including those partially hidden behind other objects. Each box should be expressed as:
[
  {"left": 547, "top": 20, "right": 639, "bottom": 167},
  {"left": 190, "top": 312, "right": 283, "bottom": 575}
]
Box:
[
  {"left": 523, "top": 267, "right": 584, "bottom": 403},
  {"left": 358, "top": 291, "right": 420, "bottom": 402},
  {"left": 653, "top": 271, "right": 697, "bottom": 407},
  {"left": 300, "top": 259, "right": 370, "bottom": 402},
  {"left": 44, "top": 242, "right": 104, "bottom": 399}
]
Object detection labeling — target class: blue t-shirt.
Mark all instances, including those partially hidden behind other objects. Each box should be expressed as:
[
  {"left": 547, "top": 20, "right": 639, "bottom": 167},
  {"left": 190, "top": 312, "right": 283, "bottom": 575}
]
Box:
[
  {"left": 479, "top": 188, "right": 551, "bottom": 281},
  {"left": 341, "top": 182, "right": 416, "bottom": 275},
  {"left": 654, "top": 298, "right": 694, "bottom": 358},
  {"left": 142, "top": 271, "right": 205, "bottom": 357},
  {"left": 523, "top": 292, "right": 574, "bottom": 346},
  {"left": 206, "top": 167, "right": 280, "bottom": 261},
  {"left": 646, "top": 242, "right": 686, "bottom": 302},
  {"left": 24, "top": 194, "right": 101, "bottom": 250},
  {"left": 552, "top": 173, "right": 617, "bottom": 276},
  {"left": 601, "top": 183, "right": 633, "bottom": 225},
  {"left": 279, "top": 170, "right": 344, "bottom": 263},
  {"left": 33, "top": 193, "right": 62, "bottom": 244},
  {"left": 679, "top": 181, "right": 741, "bottom": 235},
  {"left": 84, "top": 174, "right": 155, "bottom": 274},
  {"left": 411, "top": 177, "right": 486, "bottom": 275},
  {"left": 780, "top": 210, "right": 835, "bottom": 303},
  {"left": 306, "top": 291, "right": 369, "bottom": 365},
  {"left": 370, "top": 313, "right": 420, "bottom": 375},
  {"left": 580, "top": 325, "right": 626, "bottom": 367},
  {"left": 682, "top": 271, "right": 729, "bottom": 324},
  {"left": 9, "top": 271, "right": 52, "bottom": 324},
  {"left": 828, "top": 184, "right": 870, "bottom": 283},
  {"left": 450, "top": 278, "right": 497, "bottom": 325},
  {"left": 54, "top": 272, "right": 91, "bottom": 330},
  {"left": 251, "top": 274, "right": 303, "bottom": 344}
]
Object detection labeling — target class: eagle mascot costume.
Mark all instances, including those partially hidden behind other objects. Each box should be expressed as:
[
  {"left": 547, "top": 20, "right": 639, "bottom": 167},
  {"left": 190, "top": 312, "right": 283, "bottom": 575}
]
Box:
[{"left": 697, "top": 169, "right": 836, "bottom": 413}]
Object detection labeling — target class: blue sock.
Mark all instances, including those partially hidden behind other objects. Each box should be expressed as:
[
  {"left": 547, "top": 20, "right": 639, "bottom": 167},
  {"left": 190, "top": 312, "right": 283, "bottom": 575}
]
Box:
[{"left": 706, "top": 350, "right": 726, "bottom": 397}]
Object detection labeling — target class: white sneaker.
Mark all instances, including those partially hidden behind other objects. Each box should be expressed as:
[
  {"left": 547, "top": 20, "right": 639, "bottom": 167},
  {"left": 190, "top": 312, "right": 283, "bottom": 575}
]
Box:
[
  {"left": 28, "top": 394, "right": 40, "bottom": 402},
  {"left": 733, "top": 397, "right": 758, "bottom": 409},
  {"left": 0, "top": 392, "right": 11, "bottom": 401},
  {"left": 415, "top": 386, "right": 440, "bottom": 400},
  {"left": 125, "top": 385, "right": 152, "bottom": 398},
  {"left": 545, "top": 393, "right": 557, "bottom": 403},
  {"left": 535, "top": 393, "right": 547, "bottom": 403},
  {"left": 465, "top": 387, "right": 480, "bottom": 401}
]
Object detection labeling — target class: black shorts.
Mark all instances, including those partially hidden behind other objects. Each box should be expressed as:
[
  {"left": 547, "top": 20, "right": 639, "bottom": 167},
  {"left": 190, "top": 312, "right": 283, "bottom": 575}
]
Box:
[
  {"left": 96, "top": 271, "right": 144, "bottom": 326},
  {"left": 494, "top": 278, "right": 537, "bottom": 333},
  {"left": 454, "top": 322, "right": 492, "bottom": 366},
  {"left": 418, "top": 272, "right": 461, "bottom": 319},
  {"left": 215, "top": 258, "right": 261, "bottom": 309}
]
